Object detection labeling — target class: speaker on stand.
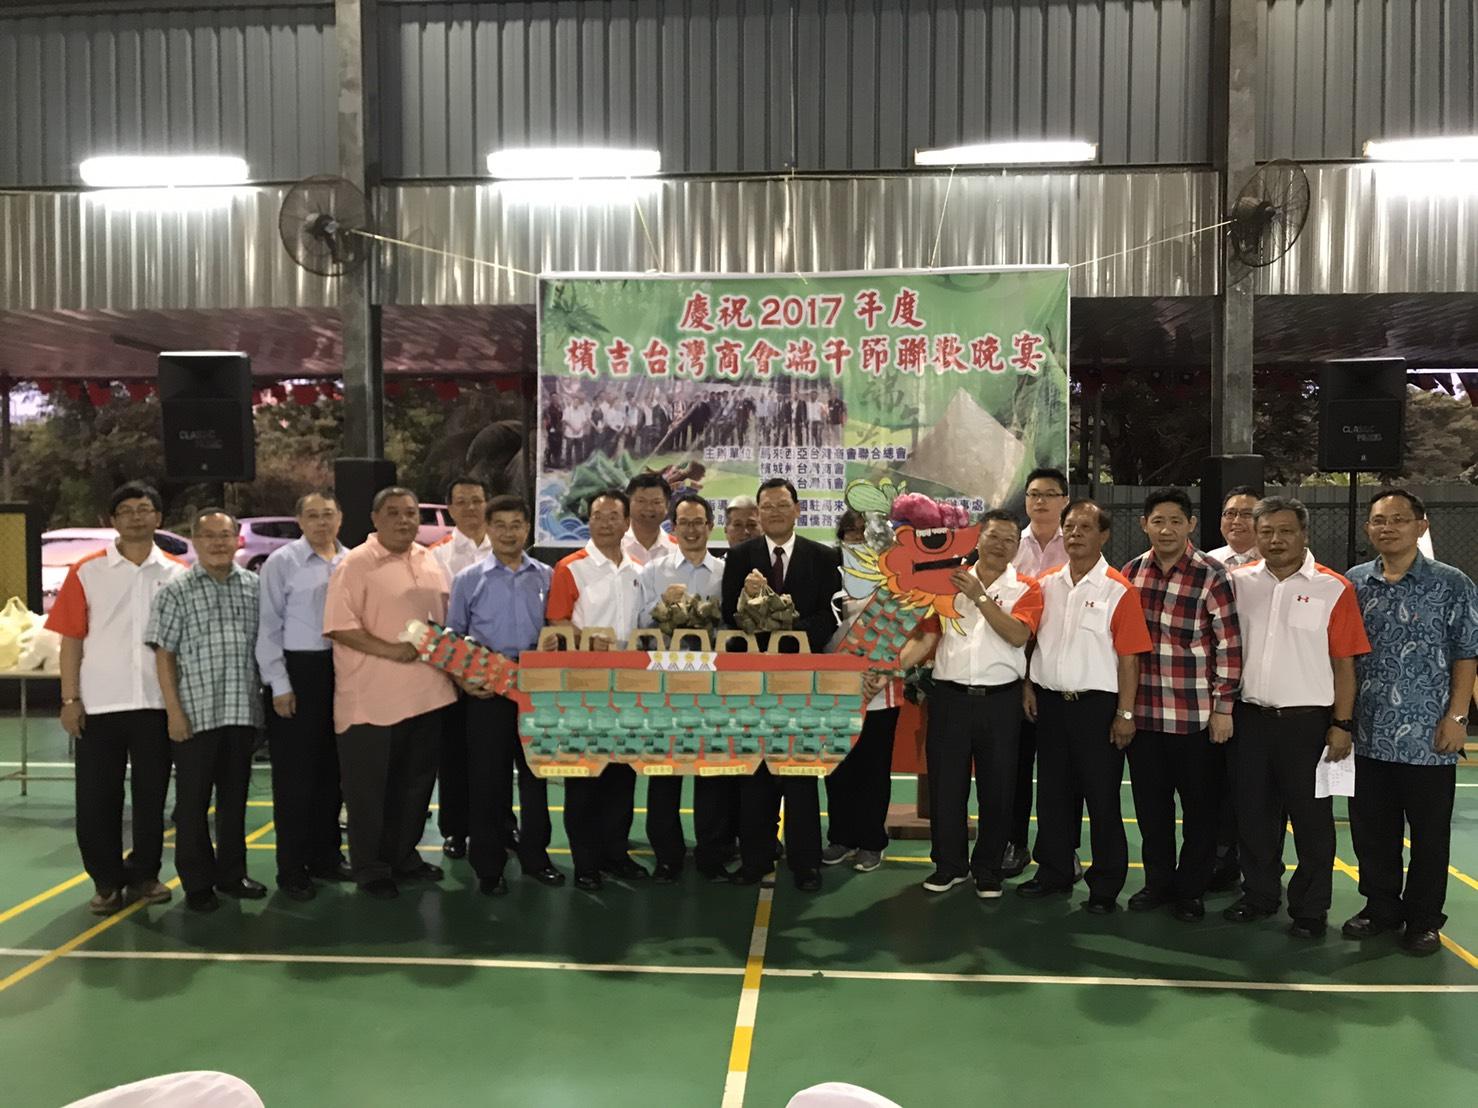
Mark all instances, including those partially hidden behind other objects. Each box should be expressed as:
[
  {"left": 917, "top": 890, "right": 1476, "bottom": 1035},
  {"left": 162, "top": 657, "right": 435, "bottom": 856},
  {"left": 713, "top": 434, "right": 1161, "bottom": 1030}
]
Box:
[
  {"left": 1319, "top": 358, "right": 1407, "bottom": 569},
  {"left": 158, "top": 352, "right": 255, "bottom": 482}
]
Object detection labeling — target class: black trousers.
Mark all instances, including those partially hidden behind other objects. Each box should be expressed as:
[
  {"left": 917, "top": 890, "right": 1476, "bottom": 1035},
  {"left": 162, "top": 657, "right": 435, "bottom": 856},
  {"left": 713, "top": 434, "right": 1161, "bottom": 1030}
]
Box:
[
  {"left": 1011, "top": 718, "right": 1084, "bottom": 856},
  {"left": 1214, "top": 740, "right": 1239, "bottom": 862},
  {"left": 437, "top": 696, "right": 469, "bottom": 840},
  {"left": 826, "top": 707, "right": 900, "bottom": 853},
  {"left": 646, "top": 776, "right": 742, "bottom": 874},
  {"left": 1126, "top": 727, "right": 1220, "bottom": 900},
  {"left": 465, "top": 694, "right": 553, "bottom": 881},
  {"left": 1232, "top": 704, "right": 1335, "bottom": 919},
  {"left": 925, "top": 686, "right": 1019, "bottom": 880},
  {"left": 74, "top": 709, "right": 172, "bottom": 892},
  {"left": 564, "top": 763, "right": 637, "bottom": 876},
  {"left": 172, "top": 725, "right": 256, "bottom": 894},
  {"left": 738, "top": 763, "right": 822, "bottom": 874},
  {"left": 1350, "top": 756, "right": 1457, "bottom": 931},
  {"left": 338, "top": 709, "right": 442, "bottom": 885},
  {"left": 267, "top": 651, "right": 344, "bottom": 883},
  {"left": 1034, "top": 689, "right": 1127, "bottom": 899}
]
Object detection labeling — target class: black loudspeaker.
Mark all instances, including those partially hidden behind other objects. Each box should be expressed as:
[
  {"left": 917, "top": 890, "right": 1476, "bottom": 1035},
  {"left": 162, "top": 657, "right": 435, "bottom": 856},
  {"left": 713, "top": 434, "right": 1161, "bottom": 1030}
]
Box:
[
  {"left": 1200, "top": 454, "right": 1265, "bottom": 553},
  {"left": 158, "top": 352, "right": 255, "bottom": 481},
  {"left": 1318, "top": 358, "right": 1406, "bottom": 472},
  {"left": 334, "top": 457, "right": 398, "bottom": 548}
]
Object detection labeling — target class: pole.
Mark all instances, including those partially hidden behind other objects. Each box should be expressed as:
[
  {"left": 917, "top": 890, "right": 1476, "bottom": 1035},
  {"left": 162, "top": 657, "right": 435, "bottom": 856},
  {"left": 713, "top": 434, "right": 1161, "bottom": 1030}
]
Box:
[
  {"left": 1347, "top": 471, "right": 1359, "bottom": 570},
  {"left": 1, "top": 377, "right": 12, "bottom": 500}
]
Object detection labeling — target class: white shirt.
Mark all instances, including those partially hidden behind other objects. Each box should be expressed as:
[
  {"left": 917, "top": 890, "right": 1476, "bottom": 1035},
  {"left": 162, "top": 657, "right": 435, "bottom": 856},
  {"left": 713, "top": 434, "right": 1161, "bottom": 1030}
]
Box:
[
  {"left": 44, "top": 541, "right": 189, "bottom": 713},
  {"left": 547, "top": 540, "right": 643, "bottom": 643},
  {"left": 1206, "top": 543, "right": 1258, "bottom": 569},
  {"left": 605, "top": 405, "right": 628, "bottom": 432},
  {"left": 1029, "top": 557, "right": 1153, "bottom": 694},
  {"left": 931, "top": 564, "right": 1044, "bottom": 687},
  {"left": 621, "top": 526, "right": 679, "bottom": 567},
  {"left": 1013, "top": 527, "right": 1067, "bottom": 578},
  {"left": 563, "top": 402, "right": 591, "bottom": 437},
  {"left": 428, "top": 528, "right": 493, "bottom": 579},
  {"left": 1229, "top": 551, "right": 1371, "bottom": 709}
]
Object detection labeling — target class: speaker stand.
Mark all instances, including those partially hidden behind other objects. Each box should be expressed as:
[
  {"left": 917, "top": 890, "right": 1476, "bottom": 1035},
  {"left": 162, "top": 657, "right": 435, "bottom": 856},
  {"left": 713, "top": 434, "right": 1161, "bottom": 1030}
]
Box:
[{"left": 1347, "top": 471, "right": 1359, "bottom": 569}]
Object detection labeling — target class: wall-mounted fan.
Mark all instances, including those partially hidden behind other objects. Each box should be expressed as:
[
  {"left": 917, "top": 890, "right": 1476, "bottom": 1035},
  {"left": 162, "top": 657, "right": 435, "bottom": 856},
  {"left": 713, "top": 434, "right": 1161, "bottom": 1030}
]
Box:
[
  {"left": 278, "top": 175, "right": 371, "bottom": 277},
  {"left": 1227, "top": 159, "right": 1311, "bottom": 281}
]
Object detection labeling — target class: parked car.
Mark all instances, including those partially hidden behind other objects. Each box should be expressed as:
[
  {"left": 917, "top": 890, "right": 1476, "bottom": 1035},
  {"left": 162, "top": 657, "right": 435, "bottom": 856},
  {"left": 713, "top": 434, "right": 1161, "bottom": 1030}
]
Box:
[
  {"left": 417, "top": 503, "right": 453, "bottom": 546},
  {"left": 235, "top": 516, "right": 302, "bottom": 571},
  {"left": 40, "top": 528, "right": 196, "bottom": 612}
]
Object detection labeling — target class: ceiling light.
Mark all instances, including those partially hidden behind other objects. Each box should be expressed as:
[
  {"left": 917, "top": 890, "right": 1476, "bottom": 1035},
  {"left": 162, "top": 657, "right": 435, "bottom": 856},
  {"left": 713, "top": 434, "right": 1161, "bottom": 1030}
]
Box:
[
  {"left": 1363, "top": 135, "right": 1478, "bottom": 161},
  {"left": 79, "top": 155, "right": 250, "bottom": 188},
  {"left": 486, "top": 146, "right": 661, "bottom": 179},
  {"left": 914, "top": 141, "right": 1097, "bottom": 166}
]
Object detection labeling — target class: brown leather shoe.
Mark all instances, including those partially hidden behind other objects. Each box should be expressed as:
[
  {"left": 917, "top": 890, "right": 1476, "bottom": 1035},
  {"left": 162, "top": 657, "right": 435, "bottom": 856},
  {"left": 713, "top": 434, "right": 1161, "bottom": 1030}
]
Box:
[
  {"left": 127, "top": 879, "right": 173, "bottom": 905},
  {"left": 88, "top": 889, "right": 122, "bottom": 915}
]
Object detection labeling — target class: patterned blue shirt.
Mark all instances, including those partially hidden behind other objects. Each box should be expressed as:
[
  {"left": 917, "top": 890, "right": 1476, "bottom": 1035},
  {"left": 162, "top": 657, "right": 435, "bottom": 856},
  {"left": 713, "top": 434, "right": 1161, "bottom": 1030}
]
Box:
[
  {"left": 1350, "top": 553, "right": 1478, "bottom": 766},
  {"left": 446, "top": 552, "right": 551, "bottom": 660}
]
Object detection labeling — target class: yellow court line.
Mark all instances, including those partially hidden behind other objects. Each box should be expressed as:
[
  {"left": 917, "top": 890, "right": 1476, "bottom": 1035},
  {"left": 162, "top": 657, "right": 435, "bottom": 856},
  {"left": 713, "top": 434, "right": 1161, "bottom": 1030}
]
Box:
[
  {"left": 0, "top": 820, "right": 275, "bottom": 996},
  {"left": 721, "top": 811, "right": 782, "bottom": 1108},
  {"left": 1400, "top": 837, "right": 1478, "bottom": 895},
  {"left": 0, "top": 825, "right": 181, "bottom": 929},
  {"left": 1334, "top": 854, "right": 1478, "bottom": 973}
]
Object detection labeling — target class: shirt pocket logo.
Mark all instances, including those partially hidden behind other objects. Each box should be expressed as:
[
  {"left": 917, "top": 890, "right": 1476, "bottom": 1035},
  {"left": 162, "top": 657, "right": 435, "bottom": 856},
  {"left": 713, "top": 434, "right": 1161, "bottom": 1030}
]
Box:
[{"left": 1286, "top": 594, "right": 1328, "bottom": 631}]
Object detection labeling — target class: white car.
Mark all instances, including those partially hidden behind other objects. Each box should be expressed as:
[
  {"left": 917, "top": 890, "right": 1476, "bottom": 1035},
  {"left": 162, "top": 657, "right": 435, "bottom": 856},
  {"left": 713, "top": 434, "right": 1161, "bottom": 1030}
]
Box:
[
  {"left": 235, "top": 516, "right": 302, "bottom": 571},
  {"left": 417, "top": 503, "right": 454, "bottom": 546},
  {"left": 41, "top": 528, "right": 196, "bottom": 612}
]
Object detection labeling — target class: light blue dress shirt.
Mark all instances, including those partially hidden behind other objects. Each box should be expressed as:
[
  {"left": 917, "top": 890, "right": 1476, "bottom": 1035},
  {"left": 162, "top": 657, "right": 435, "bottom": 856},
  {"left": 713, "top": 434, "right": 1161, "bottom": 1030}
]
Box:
[
  {"left": 255, "top": 537, "right": 347, "bottom": 697},
  {"left": 446, "top": 552, "right": 552, "bottom": 660},
  {"left": 636, "top": 550, "right": 724, "bottom": 627}
]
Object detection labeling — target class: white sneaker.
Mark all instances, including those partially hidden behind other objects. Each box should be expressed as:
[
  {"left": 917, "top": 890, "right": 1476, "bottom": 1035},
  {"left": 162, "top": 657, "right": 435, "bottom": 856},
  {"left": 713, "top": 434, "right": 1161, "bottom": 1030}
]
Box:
[
  {"left": 853, "top": 849, "right": 884, "bottom": 873},
  {"left": 822, "top": 844, "right": 858, "bottom": 866}
]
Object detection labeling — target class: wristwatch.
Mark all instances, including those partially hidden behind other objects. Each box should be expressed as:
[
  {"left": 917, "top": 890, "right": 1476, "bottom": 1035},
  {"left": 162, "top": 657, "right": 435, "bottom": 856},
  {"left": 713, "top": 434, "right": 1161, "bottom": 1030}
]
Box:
[
  {"left": 62, "top": 697, "right": 81, "bottom": 706},
  {"left": 1452, "top": 713, "right": 1470, "bottom": 726},
  {"left": 1330, "top": 718, "right": 1354, "bottom": 733},
  {"left": 1115, "top": 709, "right": 1134, "bottom": 722}
]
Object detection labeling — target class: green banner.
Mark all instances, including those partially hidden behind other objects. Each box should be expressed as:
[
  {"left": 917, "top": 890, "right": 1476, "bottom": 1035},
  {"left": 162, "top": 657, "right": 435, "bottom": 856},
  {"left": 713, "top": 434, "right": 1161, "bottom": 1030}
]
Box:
[{"left": 536, "top": 268, "right": 1069, "bottom": 545}]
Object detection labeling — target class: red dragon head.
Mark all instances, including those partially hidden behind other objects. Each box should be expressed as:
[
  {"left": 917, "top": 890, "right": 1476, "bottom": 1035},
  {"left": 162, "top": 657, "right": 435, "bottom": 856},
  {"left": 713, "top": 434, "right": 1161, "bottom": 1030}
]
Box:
[{"left": 876, "top": 494, "right": 981, "bottom": 619}]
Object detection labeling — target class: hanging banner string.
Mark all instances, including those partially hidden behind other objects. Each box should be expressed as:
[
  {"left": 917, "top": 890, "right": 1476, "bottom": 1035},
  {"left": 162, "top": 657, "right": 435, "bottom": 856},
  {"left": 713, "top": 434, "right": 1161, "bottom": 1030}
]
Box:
[
  {"left": 1067, "top": 218, "right": 1234, "bottom": 271},
  {"left": 346, "top": 228, "right": 540, "bottom": 280}
]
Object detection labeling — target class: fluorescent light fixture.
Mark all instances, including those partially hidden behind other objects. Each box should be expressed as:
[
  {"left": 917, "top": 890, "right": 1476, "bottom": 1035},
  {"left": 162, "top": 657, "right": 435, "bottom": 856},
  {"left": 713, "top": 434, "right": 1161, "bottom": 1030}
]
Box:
[
  {"left": 79, "top": 155, "right": 249, "bottom": 188},
  {"left": 914, "top": 140, "right": 1097, "bottom": 166},
  {"left": 493, "top": 178, "right": 662, "bottom": 207},
  {"left": 84, "top": 187, "right": 244, "bottom": 212},
  {"left": 486, "top": 146, "right": 661, "bottom": 179},
  {"left": 1363, "top": 135, "right": 1478, "bottom": 161}
]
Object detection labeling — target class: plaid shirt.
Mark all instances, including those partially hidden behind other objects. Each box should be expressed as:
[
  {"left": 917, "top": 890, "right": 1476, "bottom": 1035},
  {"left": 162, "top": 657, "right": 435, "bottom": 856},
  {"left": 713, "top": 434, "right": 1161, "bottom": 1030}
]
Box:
[
  {"left": 145, "top": 565, "right": 264, "bottom": 733},
  {"left": 1121, "top": 546, "right": 1242, "bottom": 733}
]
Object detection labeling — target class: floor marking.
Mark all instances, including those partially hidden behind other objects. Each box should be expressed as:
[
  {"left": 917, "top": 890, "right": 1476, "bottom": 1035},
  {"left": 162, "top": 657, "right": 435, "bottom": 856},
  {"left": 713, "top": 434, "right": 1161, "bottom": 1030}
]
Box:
[
  {"left": 0, "top": 826, "right": 182, "bottom": 928},
  {"left": 0, "top": 946, "right": 743, "bottom": 977},
  {"left": 0, "top": 821, "right": 274, "bottom": 995},
  {"left": 1336, "top": 853, "right": 1478, "bottom": 972},
  {"left": 759, "top": 967, "right": 1478, "bottom": 994},
  {"left": 721, "top": 813, "right": 782, "bottom": 1108},
  {"left": 1399, "top": 836, "right": 1478, "bottom": 895}
]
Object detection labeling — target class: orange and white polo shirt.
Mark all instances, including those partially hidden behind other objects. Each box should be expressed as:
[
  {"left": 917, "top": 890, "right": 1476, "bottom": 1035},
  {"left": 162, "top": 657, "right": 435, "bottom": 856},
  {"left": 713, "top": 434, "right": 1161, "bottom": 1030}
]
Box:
[
  {"left": 1030, "top": 556, "right": 1153, "bottom": 694},
  {"left": 546, "top": 541, "right": 643, "bottom": 644}
]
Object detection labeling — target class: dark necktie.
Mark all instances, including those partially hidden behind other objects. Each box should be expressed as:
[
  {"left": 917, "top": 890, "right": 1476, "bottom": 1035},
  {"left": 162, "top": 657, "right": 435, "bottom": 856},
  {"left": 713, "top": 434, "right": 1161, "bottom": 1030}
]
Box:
[{"left": 769, "top": 545, "right": 786, "bottom": 592}]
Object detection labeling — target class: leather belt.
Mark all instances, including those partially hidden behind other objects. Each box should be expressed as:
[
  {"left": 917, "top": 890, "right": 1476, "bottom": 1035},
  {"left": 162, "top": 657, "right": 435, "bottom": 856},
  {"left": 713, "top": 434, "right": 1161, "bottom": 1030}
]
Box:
[
  {"left": 933, "top": 679, "right": 1021, "bottom": 697},
  {"left": 1241, "top": 703, "right": 1329, "bottom": 718}
]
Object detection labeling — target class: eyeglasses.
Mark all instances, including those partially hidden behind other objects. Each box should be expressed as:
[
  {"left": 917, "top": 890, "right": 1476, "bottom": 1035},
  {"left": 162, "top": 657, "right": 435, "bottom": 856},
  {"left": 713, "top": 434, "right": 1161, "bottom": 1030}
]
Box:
[
  {"left": 1368, "top": 516, "right": 1416, "bottom": 528},
  {"left": 1221, "top": 509, "right": 1255, "bottom": 520},
  {"left": 1025, "top": 490, "right": 1066, "bottom": 502}
]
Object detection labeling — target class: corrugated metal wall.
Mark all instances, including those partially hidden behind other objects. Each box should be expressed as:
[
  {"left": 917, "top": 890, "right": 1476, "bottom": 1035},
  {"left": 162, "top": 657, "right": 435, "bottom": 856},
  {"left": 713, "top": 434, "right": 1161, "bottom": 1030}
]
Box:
[
  {"left": 1260, "top": 0, "right": 1478, "bottom": 161},
  {"left": 381, "top": 0, "right": 1216, "bottom": 175},
  {"left": 0, "top": 4, "right": 337, "bottom": 187}
]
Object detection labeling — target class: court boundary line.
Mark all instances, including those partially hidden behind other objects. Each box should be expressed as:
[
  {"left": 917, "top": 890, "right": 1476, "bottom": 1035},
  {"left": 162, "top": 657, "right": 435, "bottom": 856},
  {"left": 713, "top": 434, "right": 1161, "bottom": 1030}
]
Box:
[{"left": 0, "top": 944, "right": 1470, "bottom": 995}]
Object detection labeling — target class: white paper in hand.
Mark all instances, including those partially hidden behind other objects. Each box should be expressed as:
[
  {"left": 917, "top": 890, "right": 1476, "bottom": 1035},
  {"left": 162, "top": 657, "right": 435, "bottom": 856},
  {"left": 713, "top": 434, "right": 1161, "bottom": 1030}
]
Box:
[{"left": 1315, "top": 752, "right": 1356, "bottom": 799}]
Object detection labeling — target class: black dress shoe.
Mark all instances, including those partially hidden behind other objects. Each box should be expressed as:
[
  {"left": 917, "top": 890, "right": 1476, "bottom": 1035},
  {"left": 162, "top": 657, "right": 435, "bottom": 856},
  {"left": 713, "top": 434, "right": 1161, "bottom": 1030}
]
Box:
[
  {"left": 1289, "top": 917, "right": 1327, "bottom": 939},
  {"left": 278, "top": 879, "right": 316, "bottom": 902},
  {"left": 478, "top": 877, "right": 510, "bottom": 897},
  {"left": 1128, "top": 888, "right": 1172, "bottom": 912},
  {"left": 361, "top": 878, "right": 399, "bottom": 900},
  {"left": 1341, "top": 913, "right": 1397, "bottom": 940},
  {"left": 1222, "top": 898, "right": 1276, "bottom": 923},
  {"left": 699, "top": 865, "right": 736, "bottom": 883},
  {"left": 185, "top": 889, "right": 220, "bottom": 913},
  {"left": 1016, "top": 878, "right": 1071, "bottom": 900},
  {"left": 442, "top": 836, "right": 467, "bottom": 859},
  {"left": 574, "top": 872, "right": 604, "bottom": 892},
  {"left": 730, "top": 868, "right": 770, "bottom": 886},
  {"left": 601, "top": 858, "right": 650, "bottom": 881},
  {"left": 395, "top": 861, "right": 444, "bottom": 883},
  {"left": 310, "top": 860, "right": 355, "bottom": 882},
  {"left": 523, "top": 864, "right": 567, "bottom": 887},
  {"left": 1085, "top": 896, "right": 1118, "bottom": 915},
  {"left": 652, "top": 863, "right": 683, "bottom": 884},
  {"left": 217, "top": 876, "right": 268, "bottom": 900},
  {"left": 1172, "top": 898, "right": 1205, "bottom": 922},
  {"left": 793, "top": 869, "right": 822, "bottom": 893},
  {"left": 1206, "top": 857, "right": 1241, "bottom": 893},
  {"left": 1401, "top": 927, "right": 1441, "bottom": 955}
]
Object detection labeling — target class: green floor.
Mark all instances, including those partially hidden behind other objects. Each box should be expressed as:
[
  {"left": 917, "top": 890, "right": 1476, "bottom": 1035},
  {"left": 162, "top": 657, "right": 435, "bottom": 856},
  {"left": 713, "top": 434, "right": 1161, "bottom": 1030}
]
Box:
[{"left": 2, "top": 718, "right": 1476, "bottom": 1107}]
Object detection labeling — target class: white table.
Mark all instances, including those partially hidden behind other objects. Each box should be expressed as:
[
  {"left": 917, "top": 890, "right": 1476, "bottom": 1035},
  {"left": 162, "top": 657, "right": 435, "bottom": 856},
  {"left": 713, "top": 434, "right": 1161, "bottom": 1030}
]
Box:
[{"left": 0, "top": 667, "right": 63, "bottom": 796}]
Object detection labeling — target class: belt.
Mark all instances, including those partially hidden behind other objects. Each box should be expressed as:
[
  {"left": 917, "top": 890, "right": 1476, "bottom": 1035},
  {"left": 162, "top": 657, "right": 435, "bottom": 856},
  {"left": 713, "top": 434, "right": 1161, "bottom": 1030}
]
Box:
[
  {"left": 933, "top": 678, "right": 1021, "bottom": 697},
  {"left": 1241, "top": 703, "right": 1329, "bottom": 718},
  {"left": 1038, "top": 688, "right": 1113, "bottom": 702}
]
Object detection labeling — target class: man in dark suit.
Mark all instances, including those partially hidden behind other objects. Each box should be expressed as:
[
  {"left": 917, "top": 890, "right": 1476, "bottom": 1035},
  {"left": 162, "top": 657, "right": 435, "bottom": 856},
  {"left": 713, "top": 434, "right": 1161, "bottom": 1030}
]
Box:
[{"left": 721, "top": 477, "right": 840, "bottom": 892}]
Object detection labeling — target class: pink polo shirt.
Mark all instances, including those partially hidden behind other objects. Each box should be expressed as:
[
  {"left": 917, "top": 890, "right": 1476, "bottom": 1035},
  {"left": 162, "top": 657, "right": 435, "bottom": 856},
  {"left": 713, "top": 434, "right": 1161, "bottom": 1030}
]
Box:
[{"left": 323, "top": 534, "right": 456, "bottom": 732}]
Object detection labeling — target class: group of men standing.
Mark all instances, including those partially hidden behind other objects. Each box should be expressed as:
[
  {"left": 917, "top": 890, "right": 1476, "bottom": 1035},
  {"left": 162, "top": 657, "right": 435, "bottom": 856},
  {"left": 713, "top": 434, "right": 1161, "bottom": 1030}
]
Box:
[{"left": 54, "top": 466, "right": 1475, "bottom": 955}]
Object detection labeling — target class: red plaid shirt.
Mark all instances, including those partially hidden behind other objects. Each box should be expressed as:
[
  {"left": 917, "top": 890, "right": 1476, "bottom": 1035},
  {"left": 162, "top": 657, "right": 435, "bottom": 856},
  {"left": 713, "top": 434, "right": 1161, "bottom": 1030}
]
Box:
[{"left": 1121, "top": 546, "right": 1242, "bottom": 734}]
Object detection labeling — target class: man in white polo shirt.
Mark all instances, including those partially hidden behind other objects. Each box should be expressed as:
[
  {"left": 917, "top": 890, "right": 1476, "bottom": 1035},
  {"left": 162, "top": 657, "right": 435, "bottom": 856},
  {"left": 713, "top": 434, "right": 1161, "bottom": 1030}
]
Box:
[
  {"left": 47, "top": 482, "right": 189, "bottom": 914},
  {"left": 900, "top": 511, "right": 1043, "bottom": 898},
  {"left": 1224, "top": 495, "right": 1371, "bottom": 939},
  {"left": 622, "top": 473, "right": 679, "bottom": 566},
  {"left": 547, "top": 488, "right": 645, "bottom": 890},
  {"left": 1018, "top": 499, "right": 1152, "bottom": 914}
]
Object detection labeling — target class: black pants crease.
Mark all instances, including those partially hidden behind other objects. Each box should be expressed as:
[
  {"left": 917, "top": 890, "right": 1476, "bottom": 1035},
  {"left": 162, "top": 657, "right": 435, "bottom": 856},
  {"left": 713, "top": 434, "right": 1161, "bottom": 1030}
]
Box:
[
  {"left": 172, "top": 725, "right": 256, "bottom": 894},
  {"left": 267, "top": 651, "right": 344, "bottom": 882},
  {"left": 826, "top": 707, "right": 900, "bottom": 853},
  {"left": 924, "top": 688, "right": 1019, "bottom": 880},
  {"left": 465, "top": 694, "right": 553, "bottom": 881},
  {"left": 338, "top": 709, "right": 442, "bottom": 885},
  {"left": 74, "top": 709, "right": 172, "bottom": 892},
  {"left": 1033, "top": 689, "right": 1127, "bottom": 899},
  {"left": 1126, "top": 727, "right": 1219, "bottom": 900},
  {"left": 1349, "top": 755, "right": 1456, "bottom": 931}
]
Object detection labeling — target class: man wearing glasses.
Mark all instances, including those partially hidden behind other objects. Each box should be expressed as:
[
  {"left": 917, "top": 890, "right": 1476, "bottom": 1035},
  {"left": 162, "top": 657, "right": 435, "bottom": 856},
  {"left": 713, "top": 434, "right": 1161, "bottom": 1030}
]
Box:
[
  {"left": 636, "top": 493, "right": 733, "bottom": 882},
  {"left": 1207, "top": 486, "right": 1261, "bottom": 570},
  {"left": 1344, "top": 489, "right": 1478, "bottom": 955},
  {"left": 1007, "top": 468, "right": 1077, "bottom": 881}
]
